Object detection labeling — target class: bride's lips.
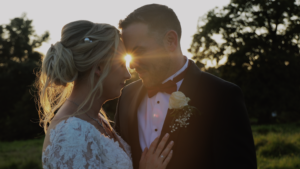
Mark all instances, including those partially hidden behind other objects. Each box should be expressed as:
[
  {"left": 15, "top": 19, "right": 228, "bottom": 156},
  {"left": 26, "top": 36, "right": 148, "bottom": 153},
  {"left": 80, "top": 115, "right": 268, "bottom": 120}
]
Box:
[{"left": 120, "top": 83, "right": 125, "bottom": 88}]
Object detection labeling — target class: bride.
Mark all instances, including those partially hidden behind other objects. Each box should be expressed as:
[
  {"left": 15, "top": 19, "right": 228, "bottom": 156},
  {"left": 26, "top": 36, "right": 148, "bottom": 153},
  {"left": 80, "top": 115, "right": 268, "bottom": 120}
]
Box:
[{"left": 37, "top": 20, "right": 173, "bottom": 169}]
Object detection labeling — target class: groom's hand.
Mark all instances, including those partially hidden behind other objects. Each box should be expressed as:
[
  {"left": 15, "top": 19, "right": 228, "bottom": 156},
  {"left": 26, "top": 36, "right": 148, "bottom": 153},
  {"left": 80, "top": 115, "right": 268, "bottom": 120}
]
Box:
[{"left": 139, "top": 133, "right": 174, "bottom": 169}]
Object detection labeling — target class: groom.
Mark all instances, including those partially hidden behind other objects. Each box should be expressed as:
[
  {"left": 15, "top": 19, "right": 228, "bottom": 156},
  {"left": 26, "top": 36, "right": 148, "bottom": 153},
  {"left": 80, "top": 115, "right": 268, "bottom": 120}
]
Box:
[{"left": 114, "top": 4, "right": 257, "bottom": 169}]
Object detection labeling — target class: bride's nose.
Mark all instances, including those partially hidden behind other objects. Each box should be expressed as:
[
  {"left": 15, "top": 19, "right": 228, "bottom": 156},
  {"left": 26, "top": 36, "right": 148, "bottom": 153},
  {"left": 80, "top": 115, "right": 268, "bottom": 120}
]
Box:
[
  {"left": 124, "top": 67, "right": 131, "bottom": 80},
  {"left": 129, "top": 55, "right": 141, "bottom": 70}
]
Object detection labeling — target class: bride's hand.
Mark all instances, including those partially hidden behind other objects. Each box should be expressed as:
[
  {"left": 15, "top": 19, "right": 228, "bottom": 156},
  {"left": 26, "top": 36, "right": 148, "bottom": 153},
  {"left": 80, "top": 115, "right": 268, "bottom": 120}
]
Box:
[{"left": 139, "top": 133, "right": 174, "bottom": 169}]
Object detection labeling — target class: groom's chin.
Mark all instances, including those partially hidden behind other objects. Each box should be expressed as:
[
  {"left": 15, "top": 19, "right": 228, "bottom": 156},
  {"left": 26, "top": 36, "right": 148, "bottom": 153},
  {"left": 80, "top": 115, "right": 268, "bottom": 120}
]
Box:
[
  {"left": 140, "top": 77, "right": 151, "bottom": 88},
  {"left": 140, "top": 77, "right": 161, "bottom": 88}
]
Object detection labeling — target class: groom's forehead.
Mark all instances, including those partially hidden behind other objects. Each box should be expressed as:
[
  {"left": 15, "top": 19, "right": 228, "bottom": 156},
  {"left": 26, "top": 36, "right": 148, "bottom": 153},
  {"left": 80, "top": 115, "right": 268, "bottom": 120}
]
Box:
[{"left": 121, "top": 23, "right": 151, "bottom": 51}]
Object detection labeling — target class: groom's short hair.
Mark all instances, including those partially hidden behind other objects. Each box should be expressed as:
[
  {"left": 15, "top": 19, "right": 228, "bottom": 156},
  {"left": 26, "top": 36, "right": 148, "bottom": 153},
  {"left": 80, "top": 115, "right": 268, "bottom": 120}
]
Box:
[{"left": 119, "top": 4, "right": 182, "bottom": 41}]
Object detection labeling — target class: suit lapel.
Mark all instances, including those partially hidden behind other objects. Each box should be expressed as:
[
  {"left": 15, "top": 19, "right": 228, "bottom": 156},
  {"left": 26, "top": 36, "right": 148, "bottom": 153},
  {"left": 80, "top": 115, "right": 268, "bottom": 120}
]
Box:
[
  {"left": 160, "top": 60, "right": 203, "bottom": 143},
  {"left": 179, "top": 60, "right": 203, "bottom": 109},
  {"left": 160, "top": 108, "right": 180, "bottom": 143}
]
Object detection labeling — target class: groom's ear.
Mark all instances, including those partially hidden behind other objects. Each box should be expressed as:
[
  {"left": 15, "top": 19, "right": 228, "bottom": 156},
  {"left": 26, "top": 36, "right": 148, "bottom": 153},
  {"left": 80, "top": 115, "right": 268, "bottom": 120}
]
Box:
[{"left": 163, "top": 30, "right": 178, "bottom": 52}]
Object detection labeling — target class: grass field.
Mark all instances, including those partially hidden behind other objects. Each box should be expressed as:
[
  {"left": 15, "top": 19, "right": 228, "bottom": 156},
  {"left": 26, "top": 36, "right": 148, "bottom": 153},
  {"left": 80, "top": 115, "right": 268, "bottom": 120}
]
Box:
[
  {"left": 0, "top": 123, "right": 300, "bottom": 169},
  {"left": 0, "top": 138, "right": 43, "bottom": 169},
  {"left": 252, "top": 123, "right": 300, "bottom": 169}
]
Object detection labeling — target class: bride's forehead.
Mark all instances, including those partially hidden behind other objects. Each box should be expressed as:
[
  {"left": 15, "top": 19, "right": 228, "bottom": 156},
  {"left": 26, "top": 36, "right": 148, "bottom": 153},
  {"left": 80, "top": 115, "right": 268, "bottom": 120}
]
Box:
[{"left": 115, "top": 43, "right": 126, "bottom": 56}]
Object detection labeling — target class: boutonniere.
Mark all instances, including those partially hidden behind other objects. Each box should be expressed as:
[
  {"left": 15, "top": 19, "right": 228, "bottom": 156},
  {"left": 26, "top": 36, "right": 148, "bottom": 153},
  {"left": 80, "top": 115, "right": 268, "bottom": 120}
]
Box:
[{"left": 168, "top": 91, "right": 199, "bottom": 133}]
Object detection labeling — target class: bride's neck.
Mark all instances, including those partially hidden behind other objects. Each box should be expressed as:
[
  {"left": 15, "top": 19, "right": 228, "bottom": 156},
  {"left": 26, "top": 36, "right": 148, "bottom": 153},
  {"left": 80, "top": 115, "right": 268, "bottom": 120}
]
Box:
[{"left": 68, "top": 80, "right": 105, "bottom": 117}]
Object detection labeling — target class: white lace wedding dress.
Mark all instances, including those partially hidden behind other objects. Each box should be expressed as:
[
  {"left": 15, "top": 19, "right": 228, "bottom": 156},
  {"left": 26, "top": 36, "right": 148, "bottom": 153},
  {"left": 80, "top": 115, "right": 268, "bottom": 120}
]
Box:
[{"left": 42, "top": 117, "right": 133, "bottom": 169}]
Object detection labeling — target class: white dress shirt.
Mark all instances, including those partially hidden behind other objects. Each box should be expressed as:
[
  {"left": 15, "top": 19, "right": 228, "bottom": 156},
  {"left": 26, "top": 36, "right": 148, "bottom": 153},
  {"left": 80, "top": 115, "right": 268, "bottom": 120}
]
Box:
[{"left": 138, "top": 58, "right": 189, "bottom": 151}]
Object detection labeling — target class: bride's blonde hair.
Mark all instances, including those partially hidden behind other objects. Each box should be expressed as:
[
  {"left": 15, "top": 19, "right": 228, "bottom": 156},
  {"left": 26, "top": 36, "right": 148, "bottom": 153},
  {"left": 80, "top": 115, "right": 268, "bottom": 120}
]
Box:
[{"left": 36, "top": 20, "right": 120, "bottom": 133}]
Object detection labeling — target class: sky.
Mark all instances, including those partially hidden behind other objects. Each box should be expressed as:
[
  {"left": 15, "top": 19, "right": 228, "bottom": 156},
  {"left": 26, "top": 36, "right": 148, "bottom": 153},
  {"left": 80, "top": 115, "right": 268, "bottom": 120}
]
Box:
[{"left": 0, "top": 0, "right": 230, "bottom": 67}]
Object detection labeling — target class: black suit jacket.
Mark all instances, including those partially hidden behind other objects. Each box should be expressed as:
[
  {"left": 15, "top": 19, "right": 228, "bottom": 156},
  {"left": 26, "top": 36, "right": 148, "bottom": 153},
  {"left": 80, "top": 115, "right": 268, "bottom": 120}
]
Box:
[{"left": 114, "top": 60, "right": 257, "bottom": 169}]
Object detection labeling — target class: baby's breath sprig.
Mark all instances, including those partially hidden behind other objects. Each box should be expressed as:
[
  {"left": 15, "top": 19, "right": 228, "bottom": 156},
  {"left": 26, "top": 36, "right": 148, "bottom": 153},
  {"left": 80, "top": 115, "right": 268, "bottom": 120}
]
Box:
[
  {"left": 169, "top": 106, "right": 199, "bottom": 133},
  {"left": 168, "top": 91, "right": 200, "bottom": 133}
]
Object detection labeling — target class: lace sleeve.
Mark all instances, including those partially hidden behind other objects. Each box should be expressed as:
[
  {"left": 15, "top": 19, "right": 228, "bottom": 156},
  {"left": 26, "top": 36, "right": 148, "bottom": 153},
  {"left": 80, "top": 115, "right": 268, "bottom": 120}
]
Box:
[{"left": 42, "top": 118, "right": 102, "bottom": 169}]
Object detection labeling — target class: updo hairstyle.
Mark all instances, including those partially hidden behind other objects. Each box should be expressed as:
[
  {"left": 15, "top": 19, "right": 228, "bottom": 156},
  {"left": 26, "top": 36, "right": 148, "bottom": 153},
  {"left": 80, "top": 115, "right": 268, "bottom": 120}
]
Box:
[{"left": 36, "top": 20, "right": 120, "bottom": 133}]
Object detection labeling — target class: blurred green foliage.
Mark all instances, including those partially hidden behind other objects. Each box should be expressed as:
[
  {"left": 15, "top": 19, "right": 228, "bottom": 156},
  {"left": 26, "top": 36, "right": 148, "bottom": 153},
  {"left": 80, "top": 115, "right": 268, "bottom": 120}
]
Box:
[
  {"left": 252, "top": 123, "right": 300, "bottom": 168},
  {"left": 0, "top": 138, "right": 43, "bottom": 169},
  {"left": 189, "top": 0, "right": 300, "bottom": 124},
  {"left": 0, "top": 14, "right": 49, "bottom": 141}
]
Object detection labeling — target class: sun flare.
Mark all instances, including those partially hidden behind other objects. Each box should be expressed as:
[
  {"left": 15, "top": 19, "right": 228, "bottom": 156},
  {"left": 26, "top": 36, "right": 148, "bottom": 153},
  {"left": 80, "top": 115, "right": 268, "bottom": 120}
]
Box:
[{"left": 124, "top": 54, "right": 132, "bottom": 68}]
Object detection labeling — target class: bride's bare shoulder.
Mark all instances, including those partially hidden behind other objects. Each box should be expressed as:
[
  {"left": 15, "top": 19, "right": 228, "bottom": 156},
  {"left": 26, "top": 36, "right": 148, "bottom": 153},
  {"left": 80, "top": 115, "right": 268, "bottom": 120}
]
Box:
[{"left": 42, "top": 103, "right": 79, "bottom": 149}]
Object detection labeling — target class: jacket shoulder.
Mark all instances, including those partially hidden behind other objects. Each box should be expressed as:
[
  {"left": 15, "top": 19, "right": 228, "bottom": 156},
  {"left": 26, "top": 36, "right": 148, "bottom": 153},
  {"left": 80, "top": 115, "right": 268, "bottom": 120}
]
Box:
[
  {"left": 194, "top": 71, "right": 243, "bottom": 103},
  {"left": 200, "top": 71, "right": 240, "bottom": 91}
]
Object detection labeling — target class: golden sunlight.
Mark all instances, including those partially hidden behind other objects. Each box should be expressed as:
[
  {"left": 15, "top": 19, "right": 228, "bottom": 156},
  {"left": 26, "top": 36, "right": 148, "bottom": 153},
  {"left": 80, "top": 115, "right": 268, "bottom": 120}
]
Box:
[{"left": 125, "top": 54, "right": 132, "bottom": 67}]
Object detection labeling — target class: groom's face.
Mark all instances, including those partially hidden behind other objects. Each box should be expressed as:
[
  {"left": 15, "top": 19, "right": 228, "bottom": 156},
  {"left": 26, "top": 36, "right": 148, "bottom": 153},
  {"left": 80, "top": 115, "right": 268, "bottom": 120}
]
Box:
[{"left": 121, "top": 23, "right": 171, "bottom": 87}]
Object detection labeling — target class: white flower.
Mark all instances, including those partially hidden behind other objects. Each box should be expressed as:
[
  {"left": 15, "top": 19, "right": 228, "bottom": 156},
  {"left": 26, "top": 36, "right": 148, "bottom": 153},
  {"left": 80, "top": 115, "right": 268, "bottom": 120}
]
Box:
[{"left": 168, "top": 91, "right": 190, "bottom": 109}]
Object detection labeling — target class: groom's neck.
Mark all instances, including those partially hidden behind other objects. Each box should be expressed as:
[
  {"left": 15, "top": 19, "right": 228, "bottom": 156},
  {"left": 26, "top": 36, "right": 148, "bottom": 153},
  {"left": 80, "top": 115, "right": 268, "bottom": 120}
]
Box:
[{"left": 165, "top": 53, "right": 186, "bottom": 79}]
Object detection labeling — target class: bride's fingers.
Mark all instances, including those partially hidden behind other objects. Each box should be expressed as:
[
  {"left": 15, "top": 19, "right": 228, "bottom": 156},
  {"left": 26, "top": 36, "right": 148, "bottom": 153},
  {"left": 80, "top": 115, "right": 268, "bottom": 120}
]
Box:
[
  {"left": 148, "top": 136, "right": 160, "bottom": 154},
  {"left": 162, "top": 150, "right": 173, "bottom": 168},
  {"left": 139, "top": 147, "right": 148, "bottom": 169},
  {"left": 141, "top": 147, "right": 148, "bottom": 161},
  {"left": 154, "top": 133, "right": 169, "bottom": 157},
  {"left": 159, "top": 140, "right": 174, "bottom": 162}
]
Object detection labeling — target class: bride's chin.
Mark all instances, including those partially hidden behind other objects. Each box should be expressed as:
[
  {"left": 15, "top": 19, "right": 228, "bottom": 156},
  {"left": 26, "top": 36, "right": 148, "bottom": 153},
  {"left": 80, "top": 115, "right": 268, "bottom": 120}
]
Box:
[
  {"left": 104, "top": 87, "right": 124, "bottom": 101},
  {"left": 112, "top": 90, "right": 123, "bottom": 100}
]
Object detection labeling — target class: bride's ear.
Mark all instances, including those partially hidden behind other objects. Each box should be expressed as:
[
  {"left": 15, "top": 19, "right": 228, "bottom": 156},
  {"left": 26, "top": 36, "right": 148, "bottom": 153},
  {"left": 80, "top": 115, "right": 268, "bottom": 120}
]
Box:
[{"left": 95, "top": 64, "right": 103, "bottom": 77}]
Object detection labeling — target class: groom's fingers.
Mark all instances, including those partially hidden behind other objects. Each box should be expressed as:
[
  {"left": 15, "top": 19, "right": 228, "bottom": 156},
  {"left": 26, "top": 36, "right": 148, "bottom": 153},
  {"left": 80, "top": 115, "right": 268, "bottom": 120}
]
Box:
[
  {"left": 154, "top": 133, "right": 169, "bottom": 157},
  {"left": 148, "top": 136, "right": 160, "bottom": 154}
]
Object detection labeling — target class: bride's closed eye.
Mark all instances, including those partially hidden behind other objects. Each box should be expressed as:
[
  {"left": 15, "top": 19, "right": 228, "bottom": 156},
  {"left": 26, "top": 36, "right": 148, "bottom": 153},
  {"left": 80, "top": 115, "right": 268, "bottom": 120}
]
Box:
[{"left": 119, "top": 60, "right": 126, "bottom": 68}]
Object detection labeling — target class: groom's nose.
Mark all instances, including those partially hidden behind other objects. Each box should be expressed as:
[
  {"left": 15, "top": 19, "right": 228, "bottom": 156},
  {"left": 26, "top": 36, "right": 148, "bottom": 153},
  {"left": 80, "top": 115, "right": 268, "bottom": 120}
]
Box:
[
  {"left": 129, "top": 58, "right": 139, "bottom": 69},
  {"left": 129, "top": 61, "right": 135, "bottom": 69}
]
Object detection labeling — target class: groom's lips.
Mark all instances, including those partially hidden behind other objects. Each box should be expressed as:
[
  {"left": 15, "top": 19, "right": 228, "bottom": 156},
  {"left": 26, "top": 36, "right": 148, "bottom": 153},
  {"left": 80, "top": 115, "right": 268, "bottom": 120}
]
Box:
[{"left": 136, "top": 69, "right": 147, "bottom": 78}]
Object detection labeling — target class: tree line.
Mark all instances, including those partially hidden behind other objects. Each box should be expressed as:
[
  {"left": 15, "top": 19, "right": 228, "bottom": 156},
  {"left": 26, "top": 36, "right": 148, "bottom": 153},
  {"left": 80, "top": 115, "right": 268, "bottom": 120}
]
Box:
[
  {"left": 0, "top": 14, "right": 49, "bottom": 140},
  {"left": 189, "top": 0, "right": 300, "bottom": 124}
]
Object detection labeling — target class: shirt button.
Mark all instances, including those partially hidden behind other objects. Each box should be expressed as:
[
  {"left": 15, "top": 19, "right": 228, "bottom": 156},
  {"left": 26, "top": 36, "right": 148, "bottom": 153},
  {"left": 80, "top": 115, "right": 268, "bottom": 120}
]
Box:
[
  {"left": 157, "top": 101, "right": 160, "bottom": 104},
  {"left": 155, "top": 129, "right": 158, "bottom": 132}
]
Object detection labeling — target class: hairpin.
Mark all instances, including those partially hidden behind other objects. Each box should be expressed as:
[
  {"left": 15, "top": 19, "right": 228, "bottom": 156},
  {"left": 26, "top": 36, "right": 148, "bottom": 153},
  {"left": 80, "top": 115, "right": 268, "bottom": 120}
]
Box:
[{"left": 84, "top": 37, "right": 93, "bottom": 43}]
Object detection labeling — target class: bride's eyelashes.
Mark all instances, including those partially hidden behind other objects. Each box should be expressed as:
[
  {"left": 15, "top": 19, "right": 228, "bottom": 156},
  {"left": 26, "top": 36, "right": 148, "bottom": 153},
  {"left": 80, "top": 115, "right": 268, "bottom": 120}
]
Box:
[{"left": 120, "top": 60, "right": 126, "bottom": 68}]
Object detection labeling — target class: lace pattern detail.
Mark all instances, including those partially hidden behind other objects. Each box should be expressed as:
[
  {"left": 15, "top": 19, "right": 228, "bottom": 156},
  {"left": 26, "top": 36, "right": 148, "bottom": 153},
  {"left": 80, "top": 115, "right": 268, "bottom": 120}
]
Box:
[{"left": 42, "top": 117, "right": 133, "bottom": 169}]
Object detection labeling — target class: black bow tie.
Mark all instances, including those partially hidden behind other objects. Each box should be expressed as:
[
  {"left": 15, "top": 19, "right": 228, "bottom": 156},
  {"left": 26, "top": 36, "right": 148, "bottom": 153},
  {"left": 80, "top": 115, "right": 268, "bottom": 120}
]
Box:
[{"left": 146, "top": 61, "right": 190, "bottom": 98}]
